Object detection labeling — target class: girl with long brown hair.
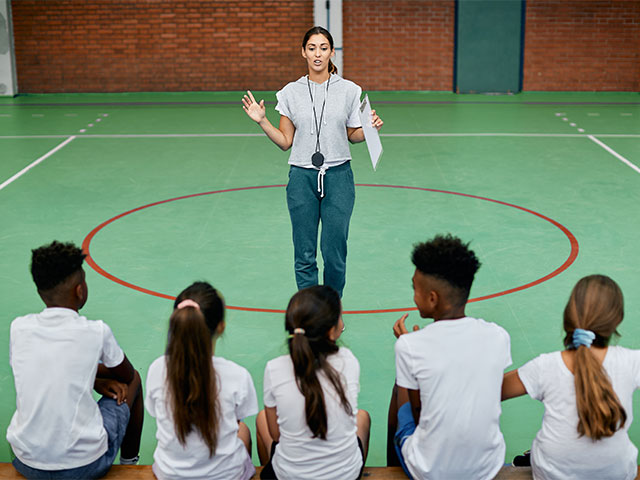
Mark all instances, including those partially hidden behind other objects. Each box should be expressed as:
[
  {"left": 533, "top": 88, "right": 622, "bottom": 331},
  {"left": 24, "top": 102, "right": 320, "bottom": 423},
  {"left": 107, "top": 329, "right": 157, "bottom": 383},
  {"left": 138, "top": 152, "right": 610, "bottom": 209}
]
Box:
[
  {"left": 502, "top": 275, "right": 639, "bottom": 479},
  {"left": 256, "top": 285, "right": 371, "bottom": 479},
  {"left": 145, "top": 282, "right": 258, "bottom": 480}
]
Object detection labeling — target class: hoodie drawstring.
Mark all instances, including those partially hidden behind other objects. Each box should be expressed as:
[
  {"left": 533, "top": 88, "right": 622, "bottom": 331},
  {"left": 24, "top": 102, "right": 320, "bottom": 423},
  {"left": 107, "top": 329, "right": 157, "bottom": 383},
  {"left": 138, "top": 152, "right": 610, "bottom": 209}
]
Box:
[{"left": 317, "top": 166, "right": 328, "bottom": 198}]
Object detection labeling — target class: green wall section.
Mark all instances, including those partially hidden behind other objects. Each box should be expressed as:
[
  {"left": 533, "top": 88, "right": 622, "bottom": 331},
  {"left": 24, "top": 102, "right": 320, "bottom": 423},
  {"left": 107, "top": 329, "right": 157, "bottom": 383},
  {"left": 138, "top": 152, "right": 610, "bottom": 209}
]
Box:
[
  {"left": 456, "top": 0, "right": 524, "bottom": 93},
  {"left": 1, "top": 92, "right": 639, "bottom": 467}
]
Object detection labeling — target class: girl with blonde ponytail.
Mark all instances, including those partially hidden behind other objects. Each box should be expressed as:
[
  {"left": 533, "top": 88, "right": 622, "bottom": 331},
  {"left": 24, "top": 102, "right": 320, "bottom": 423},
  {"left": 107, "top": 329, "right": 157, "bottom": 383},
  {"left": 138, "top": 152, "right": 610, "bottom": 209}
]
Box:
[
  {"left": 502, "top": 275, "right": 640, "bottom": 479},
  {"left": 256, "top": 286, "right": 371, "bottom": 479},
  {"left": 145, "top": 282, "right": 258, "bottom": 480}
]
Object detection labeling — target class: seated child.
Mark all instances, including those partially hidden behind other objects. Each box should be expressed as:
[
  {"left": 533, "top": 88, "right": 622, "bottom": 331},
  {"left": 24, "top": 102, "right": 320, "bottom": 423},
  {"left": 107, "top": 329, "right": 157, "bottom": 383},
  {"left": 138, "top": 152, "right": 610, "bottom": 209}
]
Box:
[
  {"left": 388, "top": 234, "right": 512, "bottom": 479},
  {"left": 502, "top": 274, "right": 638, "bottom": 480},
  {"left": 7, "top": 240, "right": 143, "bottom": 479},
  {"left": 145, "top": 282, "right": 258, "bottom": 480},
  {"left": 256, "top": 285, "right": 370, "bottom": 480}
]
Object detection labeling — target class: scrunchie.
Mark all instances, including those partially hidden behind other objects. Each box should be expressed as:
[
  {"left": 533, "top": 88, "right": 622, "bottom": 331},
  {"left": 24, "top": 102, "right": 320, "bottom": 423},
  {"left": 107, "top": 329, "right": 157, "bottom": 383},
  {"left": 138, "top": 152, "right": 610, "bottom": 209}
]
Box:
[
  {"left": 177, "top": 299, "right": 200, "bottom": 310},
  {"left": 572, "top": 328, "right": 595, "bottom": 349}
]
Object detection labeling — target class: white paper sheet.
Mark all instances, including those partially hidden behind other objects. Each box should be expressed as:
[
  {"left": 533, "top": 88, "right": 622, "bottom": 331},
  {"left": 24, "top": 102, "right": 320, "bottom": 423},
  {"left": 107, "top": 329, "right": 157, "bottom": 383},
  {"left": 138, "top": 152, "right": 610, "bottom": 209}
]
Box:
[{"left": 358, "top": 94, "right": 383, "bottom": 171}]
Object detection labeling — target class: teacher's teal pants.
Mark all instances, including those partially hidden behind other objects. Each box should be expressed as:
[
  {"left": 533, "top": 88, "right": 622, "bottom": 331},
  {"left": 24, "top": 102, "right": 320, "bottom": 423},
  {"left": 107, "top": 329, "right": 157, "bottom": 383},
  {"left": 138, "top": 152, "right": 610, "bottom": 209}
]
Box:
[{"left": 286, "top": 161, "right": 355, "bottom": 297}]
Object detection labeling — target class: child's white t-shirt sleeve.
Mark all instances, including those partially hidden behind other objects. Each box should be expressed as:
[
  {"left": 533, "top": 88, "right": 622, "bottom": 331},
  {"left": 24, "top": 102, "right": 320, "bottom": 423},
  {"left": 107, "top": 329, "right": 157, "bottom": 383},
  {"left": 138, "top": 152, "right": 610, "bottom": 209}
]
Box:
[
  {"left": 629, "top": 349, "right": 640, "bottom": 389},
  {"left": 263, "top": 362, "right": 276, "bottom": 408},
  {"left": 235, "top": 368, "right": 259, "bottom": 421},
  {"left": 145, "top": 359, "right": 162, "bottom": 418},
  {"left": 517, "top": 355, "right": 544, "bottom": 401},
  {"left": 99, "top": 321, "right": 125, "bottom": 368},
  {"left": 395, "top": 336, "right": 419, "bottom": 390},
  {"left": 342, "top": 349, "right": 361, "bottom": 411},
  {"left": 501, "top": 328, "right": 513, "bottom": 370}
]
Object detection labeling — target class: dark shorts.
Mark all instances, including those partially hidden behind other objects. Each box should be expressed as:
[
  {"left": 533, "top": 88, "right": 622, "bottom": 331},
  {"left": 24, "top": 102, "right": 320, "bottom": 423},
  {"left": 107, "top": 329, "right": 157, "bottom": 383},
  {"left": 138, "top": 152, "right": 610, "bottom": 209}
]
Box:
[
  {"left": 394, "top": 402, "right": 417, "bottom": 479},
  {"left": 12, "top": 397, "right": 130, "bottom": 479},
  {"left": 260, "top": 437, "right": 366, "bottom": 480}
]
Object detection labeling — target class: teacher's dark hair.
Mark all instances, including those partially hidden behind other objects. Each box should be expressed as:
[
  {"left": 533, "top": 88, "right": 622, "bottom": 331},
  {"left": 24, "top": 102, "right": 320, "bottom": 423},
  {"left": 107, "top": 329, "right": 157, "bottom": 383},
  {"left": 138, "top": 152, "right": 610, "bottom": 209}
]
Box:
[{"left": 303, "top": 26, "right": 338, "bottom": 75}]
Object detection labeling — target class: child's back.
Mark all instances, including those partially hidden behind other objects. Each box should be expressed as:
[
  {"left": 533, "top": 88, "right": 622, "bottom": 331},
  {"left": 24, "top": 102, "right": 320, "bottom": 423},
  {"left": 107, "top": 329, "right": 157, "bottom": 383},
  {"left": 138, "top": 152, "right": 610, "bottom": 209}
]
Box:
[
  {"left": 263, "top": 346, "right": 361, "bottom": 479},
  {"left": 147, "top": 355, "right": 257, "bottom": 479},
  {"left": 517, "top": 346, "right": 639, "bottom": 479},
  {"left": 395, "top": 316, "right": 510, "bottom": 478},
  {"left": 8, "top": 308, "right": 124, "bottom": 468}
]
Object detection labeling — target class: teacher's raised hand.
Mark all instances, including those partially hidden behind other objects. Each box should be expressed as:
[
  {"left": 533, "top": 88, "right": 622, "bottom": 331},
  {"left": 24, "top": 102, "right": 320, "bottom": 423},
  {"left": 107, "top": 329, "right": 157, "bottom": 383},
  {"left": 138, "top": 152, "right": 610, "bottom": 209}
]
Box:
[{"left": 242, "top": 90, "right": 266, "bottom": 123}]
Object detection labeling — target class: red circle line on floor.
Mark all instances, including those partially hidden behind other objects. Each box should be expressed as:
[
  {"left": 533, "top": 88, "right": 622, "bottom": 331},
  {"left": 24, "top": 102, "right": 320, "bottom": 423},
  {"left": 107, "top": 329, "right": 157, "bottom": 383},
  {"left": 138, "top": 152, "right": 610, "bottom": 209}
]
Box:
[{"left": 82, "top": 184, "right": 579, "bottom": 315}]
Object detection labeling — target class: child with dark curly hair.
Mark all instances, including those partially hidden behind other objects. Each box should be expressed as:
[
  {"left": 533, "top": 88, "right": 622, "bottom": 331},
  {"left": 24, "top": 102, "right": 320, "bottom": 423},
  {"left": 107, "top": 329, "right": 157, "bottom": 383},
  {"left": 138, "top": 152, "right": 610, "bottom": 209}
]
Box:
[
  {"left": 387, "top": 234, "right": 512, "bottom": 479},
  {"left": 7, "top": 241, "right": 143, "bottom": 479}
]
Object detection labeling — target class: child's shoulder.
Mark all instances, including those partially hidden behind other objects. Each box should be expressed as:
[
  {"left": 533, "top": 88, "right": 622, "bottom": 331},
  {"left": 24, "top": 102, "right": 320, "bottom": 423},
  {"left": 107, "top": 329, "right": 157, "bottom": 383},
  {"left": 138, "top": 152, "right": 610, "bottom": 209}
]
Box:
[
  {"left": 265, "top": 354, "right": 292, "bottom": 372},
  {"left": 606, "top": 345, "right": 640, "bottom": 363},
  {"left": 213, "top": 356, "right": 252, "bottom": 376},
  {"left": 11, "top": 308, "right": 110, "bottom": 335}
]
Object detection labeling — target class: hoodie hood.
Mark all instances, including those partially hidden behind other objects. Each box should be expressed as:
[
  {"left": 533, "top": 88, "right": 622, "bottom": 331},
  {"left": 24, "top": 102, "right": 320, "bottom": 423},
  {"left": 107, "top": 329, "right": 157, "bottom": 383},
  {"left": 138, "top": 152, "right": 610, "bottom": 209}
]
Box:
[{"left": 296, "top": 74, "right": 343, "bottom": 134}]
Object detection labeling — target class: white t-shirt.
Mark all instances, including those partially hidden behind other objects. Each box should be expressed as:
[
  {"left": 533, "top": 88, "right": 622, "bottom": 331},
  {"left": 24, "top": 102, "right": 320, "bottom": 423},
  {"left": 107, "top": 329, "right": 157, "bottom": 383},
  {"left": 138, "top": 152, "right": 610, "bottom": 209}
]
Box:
[
  {"left": 7, "top": 307, "right": 125, "bottom": 469},
  {"left": 263, "top": 347, "right": 362, "bottom": 480},
  {"left": 395, "top": 316, "right": 511, "bottom": 480},
  {"left": 146, "top": 355, "right": 258, "bottom": 480},
  {"left": 518, "top": 347, "right": 640, "bottom": 480}
]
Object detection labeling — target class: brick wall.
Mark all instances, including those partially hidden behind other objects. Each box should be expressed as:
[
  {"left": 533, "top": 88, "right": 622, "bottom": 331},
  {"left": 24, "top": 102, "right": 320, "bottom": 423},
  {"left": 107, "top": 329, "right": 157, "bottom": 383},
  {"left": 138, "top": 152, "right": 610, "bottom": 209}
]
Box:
[
  {"left": 523, "top": 0, "right": 640, "bottom": 91},
  {"left": 11, "top": 0, "right": 313, "bottom": 93},
  {"left": 343, "top": 1, "right": 455, "bottom": 91},
  {"left": 11, "top": 0, "right": 639, "bottom": 93}
]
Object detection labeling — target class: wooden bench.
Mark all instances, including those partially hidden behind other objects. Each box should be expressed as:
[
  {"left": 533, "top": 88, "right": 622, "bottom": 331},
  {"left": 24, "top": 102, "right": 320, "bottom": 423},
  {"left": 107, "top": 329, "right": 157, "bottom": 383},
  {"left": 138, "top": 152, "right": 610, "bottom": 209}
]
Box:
[
  {"left": 0, "top": 463, "right": 534, "bottom": 479},
  {"left": 4, "top": 462, "right": 640, "bottom": 479}
]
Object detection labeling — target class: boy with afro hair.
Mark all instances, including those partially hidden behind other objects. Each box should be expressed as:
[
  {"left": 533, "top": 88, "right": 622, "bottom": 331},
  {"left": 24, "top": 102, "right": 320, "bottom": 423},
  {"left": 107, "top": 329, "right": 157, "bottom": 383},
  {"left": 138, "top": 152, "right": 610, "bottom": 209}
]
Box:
[{"left": 388, "top": 234, "right": 512, "bottom": 479}]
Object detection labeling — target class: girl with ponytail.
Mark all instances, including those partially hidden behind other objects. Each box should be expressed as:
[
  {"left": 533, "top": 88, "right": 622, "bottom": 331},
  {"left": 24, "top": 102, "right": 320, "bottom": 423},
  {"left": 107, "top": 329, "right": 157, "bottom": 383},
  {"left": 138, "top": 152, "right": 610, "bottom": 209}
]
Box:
[
  {"left": 257, "top": 286, "right": 371, "bottom": 479},
  {"left": 502, "top": 275, "right": 640, "bottom": 479},
  {"left": 145, "top": 282, "right": 258, "bottom": 480}
]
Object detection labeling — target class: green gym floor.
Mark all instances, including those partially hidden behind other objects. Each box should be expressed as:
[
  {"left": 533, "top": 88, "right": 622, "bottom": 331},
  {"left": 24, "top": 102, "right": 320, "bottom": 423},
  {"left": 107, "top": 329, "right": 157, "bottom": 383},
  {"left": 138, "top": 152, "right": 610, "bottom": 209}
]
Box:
[{"left": 1, "top": 91, "right": 639, "bottom": 466}]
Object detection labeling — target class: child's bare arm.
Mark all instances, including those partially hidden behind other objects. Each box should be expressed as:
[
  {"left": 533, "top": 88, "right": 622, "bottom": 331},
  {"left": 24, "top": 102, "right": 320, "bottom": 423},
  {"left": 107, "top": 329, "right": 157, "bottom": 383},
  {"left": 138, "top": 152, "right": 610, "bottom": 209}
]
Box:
[
  {"left": 102, "top": 354, "right": 135, "bottom": 385},
  {"left": 265, "top": 406, "right": 280, "bottom": 442},
  {"left": 408, "top": 389, "right": 421, "bottom": 424},
  {"left": 501, "top": 369, "right": 527, "bottom": 401},
  {"left": 398, "top": 386, "right": 422, "bottom": 424}
]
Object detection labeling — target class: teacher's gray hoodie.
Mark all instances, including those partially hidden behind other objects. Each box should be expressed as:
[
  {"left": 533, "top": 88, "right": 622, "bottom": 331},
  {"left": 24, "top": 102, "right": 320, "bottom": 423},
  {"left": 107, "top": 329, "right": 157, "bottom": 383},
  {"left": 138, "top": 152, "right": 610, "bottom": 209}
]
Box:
[{"left": 275, "top": 74, "right": 363, "bottom": 169}]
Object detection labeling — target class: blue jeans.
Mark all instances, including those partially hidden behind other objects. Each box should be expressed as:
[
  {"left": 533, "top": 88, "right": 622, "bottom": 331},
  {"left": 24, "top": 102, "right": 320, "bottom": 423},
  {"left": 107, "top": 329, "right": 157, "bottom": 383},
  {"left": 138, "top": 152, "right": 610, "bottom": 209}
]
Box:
[
  {"left": 286, "top": 162, "right": 355, "bottom": 297},
  {"left": 12, "top": 397, "right": 130, "bottom": 479},
  {"left": 394, "top": 402, "right": 417, "bottom": 479}
]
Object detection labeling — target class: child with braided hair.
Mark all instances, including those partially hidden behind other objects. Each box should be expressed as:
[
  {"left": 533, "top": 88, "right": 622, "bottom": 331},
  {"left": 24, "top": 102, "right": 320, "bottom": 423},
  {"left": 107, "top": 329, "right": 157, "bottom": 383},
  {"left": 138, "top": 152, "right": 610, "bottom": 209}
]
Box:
[{"left": 502, "top": 275, "right": 638, "bottom": 479}]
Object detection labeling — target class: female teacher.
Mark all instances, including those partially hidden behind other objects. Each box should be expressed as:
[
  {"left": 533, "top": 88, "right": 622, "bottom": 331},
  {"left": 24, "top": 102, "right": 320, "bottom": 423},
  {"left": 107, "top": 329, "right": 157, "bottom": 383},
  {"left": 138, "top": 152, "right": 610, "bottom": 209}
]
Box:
[{"left": 242, "top": 26, "right": 383, "bottom": 297}]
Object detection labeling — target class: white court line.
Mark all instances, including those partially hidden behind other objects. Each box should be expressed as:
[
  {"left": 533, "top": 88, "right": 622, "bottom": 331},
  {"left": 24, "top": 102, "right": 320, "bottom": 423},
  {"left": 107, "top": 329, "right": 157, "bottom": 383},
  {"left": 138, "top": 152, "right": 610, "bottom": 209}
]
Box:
[
  {"left": 588, "top": 135, "right": 640, "bottom": 174},
  {"left": 0, "top": 136, "right": 76, "bottom": 192},
  {"left": 1, "top": 133, "right": 640, "bottom": 139}
]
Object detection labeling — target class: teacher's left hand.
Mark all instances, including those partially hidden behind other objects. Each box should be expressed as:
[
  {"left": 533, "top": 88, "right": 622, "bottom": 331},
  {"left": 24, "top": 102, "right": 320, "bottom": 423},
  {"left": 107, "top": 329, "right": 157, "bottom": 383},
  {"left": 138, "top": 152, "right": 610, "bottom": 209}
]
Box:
[{"left": 371, "top": 109, "right": 383, "bottom": 131}]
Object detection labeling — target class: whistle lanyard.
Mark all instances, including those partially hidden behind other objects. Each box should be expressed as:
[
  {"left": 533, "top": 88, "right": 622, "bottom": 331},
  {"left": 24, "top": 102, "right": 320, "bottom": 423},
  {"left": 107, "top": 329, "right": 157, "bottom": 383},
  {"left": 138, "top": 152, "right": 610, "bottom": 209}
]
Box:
[{"left": 306, "top": 76, "right": 330, "bottom": 156}]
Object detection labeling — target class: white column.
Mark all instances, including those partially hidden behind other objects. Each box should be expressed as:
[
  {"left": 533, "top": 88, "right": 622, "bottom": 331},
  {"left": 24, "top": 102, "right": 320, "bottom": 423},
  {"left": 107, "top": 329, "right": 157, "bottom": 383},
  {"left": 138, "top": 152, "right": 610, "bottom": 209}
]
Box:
[
  {"left": 0, "top": 0, "right": 17, "bottom": 96},
  {"left": 314, "top": 0, "right": 343, "bottom": 75}
]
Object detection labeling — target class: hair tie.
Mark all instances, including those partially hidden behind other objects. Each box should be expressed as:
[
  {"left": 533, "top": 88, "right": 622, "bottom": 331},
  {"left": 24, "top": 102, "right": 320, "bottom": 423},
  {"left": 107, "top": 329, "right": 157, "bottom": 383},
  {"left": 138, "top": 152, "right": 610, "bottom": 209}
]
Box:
[
  {"left": 573, "top": 328, "right": 595, "bottom": 349},
  {"left": 177, "top": 299, "right": 200, "bottom": 310},
  {"left": 289, "top": 327, "right": 306, "bottom": 338}
]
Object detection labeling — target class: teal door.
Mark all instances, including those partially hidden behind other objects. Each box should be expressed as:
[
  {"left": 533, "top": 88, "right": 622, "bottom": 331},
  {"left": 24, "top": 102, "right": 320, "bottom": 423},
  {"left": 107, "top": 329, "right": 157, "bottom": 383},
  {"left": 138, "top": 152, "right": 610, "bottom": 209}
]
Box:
[{"left": 455, "top": 0, "right": 525, "bottom": 93}]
